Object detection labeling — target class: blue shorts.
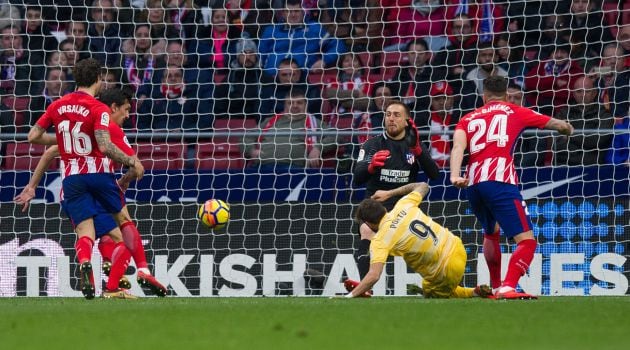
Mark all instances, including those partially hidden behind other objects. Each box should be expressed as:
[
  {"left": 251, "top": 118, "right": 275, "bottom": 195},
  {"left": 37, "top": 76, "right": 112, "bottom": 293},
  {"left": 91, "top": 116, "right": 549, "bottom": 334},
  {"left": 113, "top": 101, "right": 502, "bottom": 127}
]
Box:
[
  {"left": 62, "top": 173, "right": 124, "bottom": 226},
  {"left": 466, "top": 181, "right": 533, "bottom": 238},
  {"left": 61, "top": 200, "right": 117, "bottom": 238}
]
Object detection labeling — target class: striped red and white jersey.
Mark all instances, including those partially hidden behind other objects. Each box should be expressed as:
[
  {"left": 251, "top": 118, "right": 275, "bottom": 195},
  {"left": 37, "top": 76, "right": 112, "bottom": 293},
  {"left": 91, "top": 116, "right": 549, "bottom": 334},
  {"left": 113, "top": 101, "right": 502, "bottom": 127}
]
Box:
[
  {"left": 109, "top": 122, "right": 135, "bottom": 158},
  {"left": 58, "top": 121, "right": 134, "bottom": 200},
  {"left": 455, "top": 101, "right": 551, "bottom": 186},
  {"left": 37, "top": 91, "right": 115, "bottom": 178}
]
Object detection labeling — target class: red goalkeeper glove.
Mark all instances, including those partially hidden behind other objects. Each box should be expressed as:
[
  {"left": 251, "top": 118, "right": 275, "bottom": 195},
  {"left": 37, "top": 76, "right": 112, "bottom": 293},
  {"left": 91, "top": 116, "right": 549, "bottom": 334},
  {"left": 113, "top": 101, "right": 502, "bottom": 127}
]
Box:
[
  {"left": 343, "top": 279, "right": 372, "bottom": 298},
  {"left": 405, "top": 119, "right": 423, "bottom": 157},
  {"left": 367, "top": 150, "right": 390, "bottom": 174}
]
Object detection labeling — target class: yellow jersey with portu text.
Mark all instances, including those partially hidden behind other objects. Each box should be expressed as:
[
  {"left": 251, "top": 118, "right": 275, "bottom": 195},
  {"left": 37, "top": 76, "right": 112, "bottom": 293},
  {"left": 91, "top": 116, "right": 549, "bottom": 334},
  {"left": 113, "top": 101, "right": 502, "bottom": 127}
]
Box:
[{"left": 369, "top": 191, "right": 460, "bottom": 281}]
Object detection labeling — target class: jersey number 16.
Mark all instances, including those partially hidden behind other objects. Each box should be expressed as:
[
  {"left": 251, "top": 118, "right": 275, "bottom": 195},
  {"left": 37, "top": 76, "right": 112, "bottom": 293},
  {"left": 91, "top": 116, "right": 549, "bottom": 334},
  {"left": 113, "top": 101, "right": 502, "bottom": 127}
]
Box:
[{"left": 58, "top": 121, "right": 93, "bottom": 155}]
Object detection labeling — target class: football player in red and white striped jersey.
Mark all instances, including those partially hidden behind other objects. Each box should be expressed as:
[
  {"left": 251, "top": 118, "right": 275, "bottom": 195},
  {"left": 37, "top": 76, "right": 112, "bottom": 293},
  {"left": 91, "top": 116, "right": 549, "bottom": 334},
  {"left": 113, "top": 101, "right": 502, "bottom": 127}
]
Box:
[
  {"left": 450, "top": 76, "right": 573, "bottom": 299},
  {"left": 28, "top": 58, "right": 144, "bottom": 299}
]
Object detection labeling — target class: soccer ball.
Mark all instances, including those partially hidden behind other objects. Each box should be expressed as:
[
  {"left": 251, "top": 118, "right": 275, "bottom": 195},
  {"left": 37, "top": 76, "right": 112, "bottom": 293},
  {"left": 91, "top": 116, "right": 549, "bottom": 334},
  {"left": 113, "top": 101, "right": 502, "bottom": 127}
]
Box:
[{"left": 198, "top": 199, "right": 230, "bottom": 229}]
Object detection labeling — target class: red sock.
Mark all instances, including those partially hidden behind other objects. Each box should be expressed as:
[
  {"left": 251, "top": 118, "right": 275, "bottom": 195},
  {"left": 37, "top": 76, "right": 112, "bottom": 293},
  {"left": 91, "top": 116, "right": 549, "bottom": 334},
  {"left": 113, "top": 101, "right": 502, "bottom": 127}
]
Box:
[
  {"left": 503, "top": 239, "right": 537, "bottom": 289},
  {"left": 75, "top": 236, "right": 94, "bottom": 264},
  {"left": 106, "top": 242, "right": 132, "bottom": 291},
  {"left": 98, "top": 235, "right": 116, "bottom": 263},
  {"left": 120, "top": 221, "right": 148, "bottom": 269},
  {"left": 483, "top": 231, "right": 502, "bottom": 289}
]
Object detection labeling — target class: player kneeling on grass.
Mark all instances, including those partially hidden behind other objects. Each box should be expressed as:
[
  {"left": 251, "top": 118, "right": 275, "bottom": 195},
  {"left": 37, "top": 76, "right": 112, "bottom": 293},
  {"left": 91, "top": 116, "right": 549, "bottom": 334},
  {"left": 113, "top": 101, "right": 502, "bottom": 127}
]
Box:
[{"left": 344, "top": 182, "right": 492, "bottom": 299}]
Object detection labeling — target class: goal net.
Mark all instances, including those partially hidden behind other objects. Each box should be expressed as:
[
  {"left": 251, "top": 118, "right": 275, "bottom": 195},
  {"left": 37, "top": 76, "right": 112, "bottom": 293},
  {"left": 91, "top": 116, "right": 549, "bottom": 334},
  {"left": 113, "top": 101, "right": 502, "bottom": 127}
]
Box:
[{"left": 0, "top": 0, "right": 628, "bottom": 297}]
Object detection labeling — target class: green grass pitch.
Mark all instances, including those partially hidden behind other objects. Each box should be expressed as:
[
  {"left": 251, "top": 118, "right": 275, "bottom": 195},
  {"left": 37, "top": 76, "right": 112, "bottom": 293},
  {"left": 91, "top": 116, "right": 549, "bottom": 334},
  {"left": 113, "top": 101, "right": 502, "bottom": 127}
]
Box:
[{"left": 2, "top": 297, "right": 628, "bottom": 350}]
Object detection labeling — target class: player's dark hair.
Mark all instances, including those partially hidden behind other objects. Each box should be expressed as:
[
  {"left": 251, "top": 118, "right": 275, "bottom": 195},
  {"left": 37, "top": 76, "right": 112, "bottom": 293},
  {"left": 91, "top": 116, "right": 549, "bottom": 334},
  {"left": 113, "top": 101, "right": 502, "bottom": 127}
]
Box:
[
  {"left": 286, "top": 0, "right": 302, "bottom": 7},
  {"left": 74, "top": 58, "right": 103, "bottom": 88},
  {"left": 355, "top": 199, "right": 387, "bottom": 226},
  {"left": 386, "top": 100, "right": 411, "bottom": 119},
  {"left": 99, "top": 88, "right": 128, "bottom": 107},
  {"left": 483, "top": 76, "right": 508, "bottom": 95}
]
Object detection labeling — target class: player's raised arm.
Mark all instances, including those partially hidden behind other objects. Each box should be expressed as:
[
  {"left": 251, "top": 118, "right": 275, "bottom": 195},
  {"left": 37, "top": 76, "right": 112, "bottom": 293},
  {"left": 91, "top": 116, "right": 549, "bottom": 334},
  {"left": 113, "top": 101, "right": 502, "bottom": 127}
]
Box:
[
  {"left": 406, "top": 119, "right": 440, "bottom": 180},
  {"left": 14, "top": 145, "right": 60, "bottom": 212},
  {"left": 449, "top": 129, "right": 469, "bottom": 188},
  {"left": 371, "top": 182, "right": 429, "bottom": 202},
  {"left": 544, "top": 118, "right": 575, "bottom": 136}
]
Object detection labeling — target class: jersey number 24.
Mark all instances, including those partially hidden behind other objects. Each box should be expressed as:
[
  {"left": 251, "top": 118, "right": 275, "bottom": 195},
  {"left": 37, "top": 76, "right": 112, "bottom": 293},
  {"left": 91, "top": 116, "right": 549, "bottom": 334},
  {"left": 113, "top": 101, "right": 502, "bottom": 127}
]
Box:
[{"left": 468, "top": 114, "right": 509, "bottom": 154}]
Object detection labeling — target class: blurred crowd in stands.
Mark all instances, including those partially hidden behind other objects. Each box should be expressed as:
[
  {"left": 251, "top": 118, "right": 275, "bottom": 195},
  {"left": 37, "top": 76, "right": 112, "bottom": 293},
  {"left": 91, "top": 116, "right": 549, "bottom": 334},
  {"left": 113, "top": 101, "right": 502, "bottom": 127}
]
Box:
[{"left": 0, "top": 0, "right": 628, "bottom": 170}]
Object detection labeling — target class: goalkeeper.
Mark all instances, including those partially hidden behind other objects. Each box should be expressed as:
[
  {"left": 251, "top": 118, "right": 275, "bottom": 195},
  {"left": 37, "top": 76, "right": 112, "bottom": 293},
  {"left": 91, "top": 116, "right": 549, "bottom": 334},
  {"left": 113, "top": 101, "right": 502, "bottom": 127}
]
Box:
[
  {"left": 353, "top": 101, "right": 440, "bottom": 278},
  {"left": 345, "top": 182, "right": 491, "bottom": 298}
]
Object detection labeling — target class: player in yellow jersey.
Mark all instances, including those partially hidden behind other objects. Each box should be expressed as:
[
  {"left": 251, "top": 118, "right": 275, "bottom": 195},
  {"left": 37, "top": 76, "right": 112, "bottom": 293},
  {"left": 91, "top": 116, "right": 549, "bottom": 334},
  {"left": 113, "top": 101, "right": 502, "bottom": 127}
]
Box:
[{"left": 345, "top": 182, "right": 492, "bottom": 298}]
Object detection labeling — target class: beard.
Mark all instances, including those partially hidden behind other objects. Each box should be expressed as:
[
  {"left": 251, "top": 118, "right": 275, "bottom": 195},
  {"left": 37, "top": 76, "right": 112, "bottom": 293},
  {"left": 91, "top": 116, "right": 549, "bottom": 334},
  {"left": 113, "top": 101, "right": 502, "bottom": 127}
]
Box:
[{"left": 386, "top": 124, "right": 404, "bottom": 139}]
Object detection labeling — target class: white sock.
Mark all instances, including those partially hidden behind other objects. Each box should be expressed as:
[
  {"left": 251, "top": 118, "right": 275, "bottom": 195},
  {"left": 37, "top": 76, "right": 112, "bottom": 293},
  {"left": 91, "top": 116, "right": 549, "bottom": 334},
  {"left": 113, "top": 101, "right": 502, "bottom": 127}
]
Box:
[
  {"left": 138, "top": 267, "right": 151, "bottom": 275},
  {"left": 497, "top": 286, "right": 515, "bottom": 294}
]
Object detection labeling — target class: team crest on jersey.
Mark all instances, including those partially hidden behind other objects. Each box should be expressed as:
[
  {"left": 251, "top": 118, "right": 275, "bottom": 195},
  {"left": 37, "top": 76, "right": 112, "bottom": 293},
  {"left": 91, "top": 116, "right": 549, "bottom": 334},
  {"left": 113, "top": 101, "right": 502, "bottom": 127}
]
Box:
[
  {"left": 406, "top": 152, "right": 415, "bottom": 164},
  {"left": 100, "top": 112, "right": 110, "bottom": 126}
]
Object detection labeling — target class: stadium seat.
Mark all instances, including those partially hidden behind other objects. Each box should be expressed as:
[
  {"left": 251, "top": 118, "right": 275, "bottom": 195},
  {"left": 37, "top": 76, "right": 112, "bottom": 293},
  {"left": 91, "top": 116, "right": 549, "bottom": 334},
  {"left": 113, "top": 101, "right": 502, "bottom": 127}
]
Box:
[
  {"left": 2, "top": 96, "right": 30, "bottom": 111},
  {"left": 368, "top": 69, "right": 397, "bottom": 83},
  {"left": 213, "top": 117, "right": 258, "bottom": 131},
  {"left": 195, "top": 142, "right": 244, "bottom": 170},
  {"left": 307, "top": 68, "right": 337, "bottom": 85},
  {"left": 356, "top": 52, "right": 373, "bottom": 71},
  {"left": 212, "top": 117, "right": 258, "bottom": 144},
  {"left": 135, "top": 143, "right": 186, "bottom": 170},
  {"left": 382, "top": 52, "right": 408, "bottom": 68},
  {"left": 3, "top": 142, "right": 57, "bottom": 171},
  {"left": 603, "top": 1, "right": 620, "bottom": 31}
]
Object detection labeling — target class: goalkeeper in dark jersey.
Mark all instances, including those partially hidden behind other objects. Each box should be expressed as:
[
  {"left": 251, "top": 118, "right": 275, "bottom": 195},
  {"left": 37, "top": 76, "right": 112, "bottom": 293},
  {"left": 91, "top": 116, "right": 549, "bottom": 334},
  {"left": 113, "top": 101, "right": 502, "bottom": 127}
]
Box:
[{"left": 353, "top": 101, "right": 440, "bottom": 278}]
